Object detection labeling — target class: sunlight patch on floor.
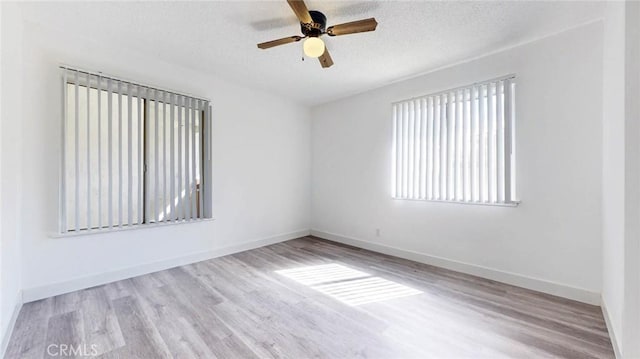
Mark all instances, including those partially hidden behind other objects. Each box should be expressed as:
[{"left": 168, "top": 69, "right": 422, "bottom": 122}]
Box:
[{"left": 276, "top": 264, "right": 422, "bottom": 306}]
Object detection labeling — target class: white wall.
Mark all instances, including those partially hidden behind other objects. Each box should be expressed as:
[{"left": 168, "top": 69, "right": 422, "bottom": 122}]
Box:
[
  {"left": 602, "top": 1, "right": 626, "bottom": 355},
  {"left": 14, "top": 15, "right": 311, "bottom": 300},
  {"left": 311, "top": 22, "right": 603, "bottom": 304},
  {"left": 621, "top": 2, "right": 640, "bottom": 357},
  {"left": 602, "top": 2, "right": 640, "bottom": 357},
  {"left": 0, "top": 2, "right": 24, "bottom": 354}
]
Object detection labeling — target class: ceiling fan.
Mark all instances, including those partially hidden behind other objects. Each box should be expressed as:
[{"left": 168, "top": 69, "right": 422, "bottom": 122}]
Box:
[{"left": 257, "top": 0, "right": 378, "bottom": 68}]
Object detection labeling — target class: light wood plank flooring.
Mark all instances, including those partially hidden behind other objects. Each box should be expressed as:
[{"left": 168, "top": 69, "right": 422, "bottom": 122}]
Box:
[{"left": 5, "top": 236, "right": 614, "bottom": 358}]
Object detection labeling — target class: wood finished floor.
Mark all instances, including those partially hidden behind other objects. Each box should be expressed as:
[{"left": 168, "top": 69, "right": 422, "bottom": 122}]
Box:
[{"left": 6, "top": 236, "right": 614, "bottom": 359}]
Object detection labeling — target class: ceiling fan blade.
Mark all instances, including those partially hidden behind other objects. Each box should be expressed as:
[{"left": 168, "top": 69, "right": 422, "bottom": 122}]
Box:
[
  {"left": 327, "top": 18, "right": 378, "bottom": 36},
  {"left": 257, "top": 36, "right": 303, "bottom": 49},
  {"left": 287, "top": 0, "right": 313, "bottom": 24},
  {"left": 319, "top": 48, "right": 334, "bottom": 68}
]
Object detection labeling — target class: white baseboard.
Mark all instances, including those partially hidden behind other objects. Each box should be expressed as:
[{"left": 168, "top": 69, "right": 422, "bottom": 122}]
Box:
[
  {"left": 601, "top": 300, "right": 622, "bottom": 359},
  {"left": 22, "top": 229, "right": 310, "bottom": 303},
  {"left": 311, "top": 229, "right": 601, "bottom": 305},
  {"left": 1, "top": 290, "right": 23, "bottom": 359}
]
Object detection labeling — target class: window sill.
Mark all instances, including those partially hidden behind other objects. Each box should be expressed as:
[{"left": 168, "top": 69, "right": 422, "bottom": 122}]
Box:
[
  {"left": 392, "top": 198, "right": 520, "bottom": 207},
  {"left": 50, "top": 217, "right": 216, "bottom": 238}
]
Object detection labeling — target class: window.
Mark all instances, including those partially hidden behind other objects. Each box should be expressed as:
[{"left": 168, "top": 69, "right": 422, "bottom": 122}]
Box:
[
  {"left": 60, "top": 67, "right": 212, "bottom": 234},
  {"left": 392, "top": 76, "right": 517, "bottom": 205}
]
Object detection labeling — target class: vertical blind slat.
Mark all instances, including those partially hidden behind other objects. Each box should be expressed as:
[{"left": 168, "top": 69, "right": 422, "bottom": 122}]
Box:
[
  {"left": 397, "top": 104, "right": 403, "bottom": 198},
  {"left": 488, "top": 82, "right": 495, "bottom": 203},
  {"left": 459, "top": 89, "right": 465, "bottom": 200},
  {"left": 86, "top": 73, "right": 92, "bottom": 231},
  {"left": 144, "top": 88, "right": 151, "bottom": 224},
  {"left": 479, "top": 84, "right": 486, "bottom": 202},
  {"left": 97, "top": 75, "right": 102, "bottom": 229},
  {"left": 413, "top": 100, "right": 420, "bottom": 198},
  {"left": 440, "top": 93, "right": 447, "bottom": 200},
  {"left": 198, "top": 101, "right": 205, "bottom": 218},
  {"left": 153, "top": 89, "right": 159, "bottom": 222},
  {"left": 205, "top": 104, "right": 212, "bottom": 217},
  {"left": 208, "top": 104, "right": 212, "bottom": 161},
  {"left": 451, "top": 91, "right": 456, "bottom": 200},
  {"left": 455, "top": 89, "right": 462, "bottom": 200},
  {"left": 497, "top": 81, "right": 504, "bottom": 203},
  {"left": 450, "top": 91, "right": 457, "bottom": 200},
  {"left": 107, "top": 78, "right": 113, "bottom": 229},
  {"left": 414, "top": 101, "right": 419, "bottom": 198},
  {"left": 118, "top": 82, "right": 123, "bottom": 226},
  {"left": 137, "top": 87, "right": 143, "bottom": 225},
  {"left": 406, "top": 102, "right": 411, "bottom": 198},
  {"left": 162, "top": 92, "right": 171, "bottom": 222},
  {"left": 177, "top": 96, "right": 184, "bottom": 220},
  {"left": 127, "top": 83, "right": 133, "bottom": 225},
  {"left": 410, "top": 101, "right": 415, "bottom": 198},
  {"left": 170, "top": 94, "right": 176, "bottom": 222},
  {"left": 402, "top": 102, "right": 408, "bottom": 198},
  {"left": 504, "top": 79, "right": 513, "bottom": 203},
  {"left": 392, "top": 105, "right": 398, "bottom": 197},
  {"left": 434, "top": 96, "right": 441, "bottom": 199},
  {"left": 61, "top": 71, "right": 68, "bottom": 233},
  {"left": 185, "top": 97, "right": 192, "bottom": 220},
  {"left": 184, "top": 96, "right": 190, "bottom": 219},
  {"left": 471, "top": 85, "right": 478, "bottom": 201},
  {"left": 74, "top": 71, "right": 80, "bottom": 232},
  {"left": 437, "top": 95, "right": 442, "bottom": 199},
  {"left": 410, "top": 102, "right": 415, "bottom": 199},
  {"left": 427, "top": 97, "right": 434, "bottom": 199},
  {"left": 191, "top": 100, "right": 197, "bottom": 219},
  {"left": 441, "top": 94, "right": 446, "bottom": 199},
  {"left": 432, "top": 97, "right": 437, "bottom": 198},
  {"left": 462, "top": 88, "right": 469, "bottom": 201},
  {"left": 162, "top": 91, "right": 168, "bottom": 222},
  {"left": 420, "top": 99, "right": 427, "bottom": 199},
  {"left": 396, "top": 103, "right": 401, "bottom": 197}
]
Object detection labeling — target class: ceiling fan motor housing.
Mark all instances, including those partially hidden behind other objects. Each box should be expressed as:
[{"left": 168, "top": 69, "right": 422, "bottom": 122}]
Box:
[{"left": 301, "top": 10, "right": 327, "bottom": 37}]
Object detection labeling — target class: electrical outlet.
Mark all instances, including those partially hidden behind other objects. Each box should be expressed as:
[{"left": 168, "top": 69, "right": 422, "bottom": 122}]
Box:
[{"left": 375, "top": 228, "right": 380, "bottom": 237}]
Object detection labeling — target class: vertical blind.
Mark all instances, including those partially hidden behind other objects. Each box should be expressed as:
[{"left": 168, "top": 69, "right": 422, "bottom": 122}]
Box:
[
  {"left": 60, "top": 66, "right": 213, "bottom": 233},
  {"left": 392, "top": 75, "right": 517, "bottom": 205}
]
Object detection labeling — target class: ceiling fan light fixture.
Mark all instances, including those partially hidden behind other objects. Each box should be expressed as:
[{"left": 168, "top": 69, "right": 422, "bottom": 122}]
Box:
[{"left": 303, "top": 37, "right": 325, "bottom": 58}]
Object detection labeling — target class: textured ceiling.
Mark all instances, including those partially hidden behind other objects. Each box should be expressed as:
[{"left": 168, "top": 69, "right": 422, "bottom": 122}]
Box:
[{"left": 20, "top": 1, "right": 604, "bottom": 106}]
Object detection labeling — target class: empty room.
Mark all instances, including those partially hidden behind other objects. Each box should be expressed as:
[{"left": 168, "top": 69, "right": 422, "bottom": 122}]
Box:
[{"left": 1, "top": 0, "right": 639, "bottom": 358}]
